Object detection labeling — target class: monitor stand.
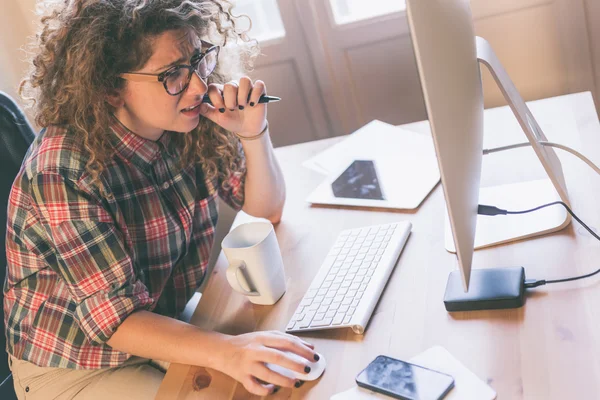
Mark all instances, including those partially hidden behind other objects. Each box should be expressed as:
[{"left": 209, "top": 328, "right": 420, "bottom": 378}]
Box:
[{"left": 445, "top": 37, "right": 571, "bottom": 253}]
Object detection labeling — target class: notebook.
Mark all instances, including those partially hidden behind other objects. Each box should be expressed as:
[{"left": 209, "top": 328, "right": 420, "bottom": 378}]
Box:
[{"left": 330, "top": 346, "right": 497, "bottom": 400}]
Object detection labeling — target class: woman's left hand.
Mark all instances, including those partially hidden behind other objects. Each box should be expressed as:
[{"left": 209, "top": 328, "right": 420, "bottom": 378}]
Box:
[{"left": 199, "top": 76, "right": 268, "bottom": 138}]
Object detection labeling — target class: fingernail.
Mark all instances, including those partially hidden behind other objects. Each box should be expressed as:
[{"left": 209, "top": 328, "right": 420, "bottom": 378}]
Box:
[
  {"left": 239, "top": 105, "right": 244, "bottom": 110},
  {"left": 272, "top": 387, "right": 280, "bottom": 394},
  {"left": 313, "top": 354, "right": 320, "bottom": 361},
  {"left": 250, "top": 102, "right": 255, "bottom": 107},
  {"left": 295, "top": 380, "right": 305, "bottom": 388},
  {"left": 304, "top": 366, "right": 311, "bottom": 373},
  {"left": 219, "top": 108, "right": 225, "bottom": 113},
  {"left": 229, "top": 108, "right": 235, "bottom": 111}
]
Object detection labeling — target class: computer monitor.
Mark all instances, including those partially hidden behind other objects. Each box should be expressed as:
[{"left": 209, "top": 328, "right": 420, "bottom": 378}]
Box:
[{"left": 405, "top": 0, "right": 571, "bottom": 310}]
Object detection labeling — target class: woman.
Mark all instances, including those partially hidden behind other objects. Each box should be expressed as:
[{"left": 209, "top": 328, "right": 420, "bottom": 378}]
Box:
[{"left": 4, "top": 1, "right": 318, "bottom": 398}]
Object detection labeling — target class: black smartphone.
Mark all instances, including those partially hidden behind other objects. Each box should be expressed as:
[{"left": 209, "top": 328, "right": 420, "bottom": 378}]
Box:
[
  {"left": 331, "top": 160, "right": 385, "bottom": 200},
  {"left": 355, "top": 355, "right": 455, "bottom": 400}
]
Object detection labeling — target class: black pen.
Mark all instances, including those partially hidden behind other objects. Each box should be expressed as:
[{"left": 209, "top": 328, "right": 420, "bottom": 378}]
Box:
[{"left": 201, "top": 94, "right": 281, "bottom": 105}]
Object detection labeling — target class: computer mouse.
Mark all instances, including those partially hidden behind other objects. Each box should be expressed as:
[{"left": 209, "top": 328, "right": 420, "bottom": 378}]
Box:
[{"left": 265, "top": 352, "right": 326, "bottom": 381}]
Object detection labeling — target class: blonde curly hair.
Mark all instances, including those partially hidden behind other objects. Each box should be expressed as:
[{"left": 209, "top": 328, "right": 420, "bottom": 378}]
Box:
[{"left": 20, "top": 0, "right": 258, "bottom": 194}]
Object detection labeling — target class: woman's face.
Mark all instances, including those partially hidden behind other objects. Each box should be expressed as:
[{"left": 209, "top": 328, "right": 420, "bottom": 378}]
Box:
[{"left": 115, "top": 29, "right": 208, "bottom": 140}]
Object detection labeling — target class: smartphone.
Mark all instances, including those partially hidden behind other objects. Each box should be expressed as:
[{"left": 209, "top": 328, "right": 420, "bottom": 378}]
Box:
[{"left": 355, "top": 355, "right": 455, "bottom": 400}]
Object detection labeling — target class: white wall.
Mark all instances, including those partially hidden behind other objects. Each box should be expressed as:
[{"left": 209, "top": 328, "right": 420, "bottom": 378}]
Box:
[
  {"left": 584, "top": 0, "right": 600, "bottom": 107},
  {"left": 0, "top": 1, "right": 34, "bottom": 102}
]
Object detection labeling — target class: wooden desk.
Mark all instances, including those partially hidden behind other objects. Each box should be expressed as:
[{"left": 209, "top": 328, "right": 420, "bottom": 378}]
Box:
[{"left": 157, "top": 92, "right": 600, "bottom": 399}]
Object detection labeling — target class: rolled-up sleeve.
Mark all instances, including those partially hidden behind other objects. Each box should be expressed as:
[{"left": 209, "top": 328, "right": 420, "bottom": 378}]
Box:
[
  {"left": 218, "top": 141, "right": 247, "bottom": 211},
  {"left": 27, "top": 171, "right": 153, "bottom": 345}
]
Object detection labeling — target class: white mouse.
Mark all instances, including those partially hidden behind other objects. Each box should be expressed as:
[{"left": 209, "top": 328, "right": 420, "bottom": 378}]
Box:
[{"left": 265, "top": 352, "right": 326, "bottom": 381}]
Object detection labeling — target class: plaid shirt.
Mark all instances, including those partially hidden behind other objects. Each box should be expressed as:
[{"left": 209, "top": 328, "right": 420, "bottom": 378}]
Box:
[{"left": 3, "top": 118, "right": 246, "bottom": 369}]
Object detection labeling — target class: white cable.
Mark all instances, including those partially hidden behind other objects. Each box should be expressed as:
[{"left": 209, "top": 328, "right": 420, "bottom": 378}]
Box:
[{"left": 482, "top": 141, "right": 600, "bottom": 176}]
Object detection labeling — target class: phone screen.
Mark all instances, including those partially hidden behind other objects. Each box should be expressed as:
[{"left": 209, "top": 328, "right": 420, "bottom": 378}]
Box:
[
  {"left": 331, "top": 160, "right": 385, "bottom": 200},
  {"left": 356, "top": 355, "right": 454, "bottom": 400}
]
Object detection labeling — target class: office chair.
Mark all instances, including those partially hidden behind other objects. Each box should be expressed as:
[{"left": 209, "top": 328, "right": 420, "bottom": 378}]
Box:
[{"left": 0, "top": 92, "right": 35, "bottom": 400}]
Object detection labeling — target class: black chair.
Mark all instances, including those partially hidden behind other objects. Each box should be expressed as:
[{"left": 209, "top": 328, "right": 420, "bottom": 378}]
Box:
[{"left": 0, "top": 92, "right": 36, "bottom": 399}]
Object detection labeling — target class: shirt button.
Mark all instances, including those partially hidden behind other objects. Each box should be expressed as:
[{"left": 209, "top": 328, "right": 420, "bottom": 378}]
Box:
[{"left": 162, "top": 182, "right": 170, "bottom": 190}]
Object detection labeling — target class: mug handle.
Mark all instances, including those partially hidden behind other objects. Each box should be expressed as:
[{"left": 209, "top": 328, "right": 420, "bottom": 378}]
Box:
[{"left": 226, "top": 260, "right": 260, "bottom": 296}]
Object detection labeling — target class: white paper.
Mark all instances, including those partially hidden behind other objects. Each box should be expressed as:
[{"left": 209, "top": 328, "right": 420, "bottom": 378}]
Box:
[
  {"left": 304, "top": 120, "right": 440, "bottom": 210},
  {"left": 331, "top": 346, "right": 496, "bottom": 400}
]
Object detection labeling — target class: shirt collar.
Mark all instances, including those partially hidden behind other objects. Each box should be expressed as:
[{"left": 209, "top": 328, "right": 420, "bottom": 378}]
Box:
[{"left": 109, "top": 115, "right": 176, "bottom": 171}]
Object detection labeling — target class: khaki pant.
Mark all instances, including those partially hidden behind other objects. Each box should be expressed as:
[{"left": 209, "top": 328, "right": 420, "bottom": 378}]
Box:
[{"left": 8, "top": 354, "right": 170, "bottom": 400}]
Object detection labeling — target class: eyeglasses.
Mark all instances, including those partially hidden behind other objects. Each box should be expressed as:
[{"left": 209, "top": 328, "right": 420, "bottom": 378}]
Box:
[{"left": 120, "top": 41, "right": 220, "bottom": 96}]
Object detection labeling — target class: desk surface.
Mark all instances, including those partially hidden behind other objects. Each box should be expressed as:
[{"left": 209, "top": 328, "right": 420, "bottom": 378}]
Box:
[{"left": 157, "top": 92, "right": 600, "bottom": 399}]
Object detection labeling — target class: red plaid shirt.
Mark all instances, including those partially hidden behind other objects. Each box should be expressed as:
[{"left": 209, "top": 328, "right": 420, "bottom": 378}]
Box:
[{"left": 4, "top": 118, "right": 246, "bottom": 369}]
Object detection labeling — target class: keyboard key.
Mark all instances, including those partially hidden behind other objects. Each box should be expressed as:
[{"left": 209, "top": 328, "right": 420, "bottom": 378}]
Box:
[
  {"left": 342, "top": 298, "right": 352, "bottom": 306},
  {"left": 298, "top": 311, "right": 316, "bottom": 328},
  {"left": 343, "top": 316, "right": 352, "bottom": 324},
  {"left": 287, "top": 321, "right": 296, "bottom": 330},
  {"left": 347, "top": 307, "right": 356, "bottom": 316},
  {"left": 347, "top": 290, "right": 357, "bottom": 298},
  {"left": 333, "top": 313, "right": 345, "bottom": 325},
  {"left": 315, "top": 312, "right": 326, "bottom": 321},
  {"left": 300, "top": 298, "right": 312, "bottom": 307},
  {"left": 330, "top": 302, "right": 341, "bottom": 311},
  {"left": 311, "top": 318, "right": 333, "bottom": 327},
  {"left": 325, "top": 310, "right": 336, "bottom": 319},
  {"left": 322, "top": 298, "right": 333, "bottom": 306},
  {"left": 339, "top": 305, "right": 350, "bottom": 313}
]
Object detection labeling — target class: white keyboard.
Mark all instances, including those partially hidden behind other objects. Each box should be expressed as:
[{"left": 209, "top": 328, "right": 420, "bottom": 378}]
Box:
[{"left": 286, "top": 221, "right": 412, "bottom": 335}]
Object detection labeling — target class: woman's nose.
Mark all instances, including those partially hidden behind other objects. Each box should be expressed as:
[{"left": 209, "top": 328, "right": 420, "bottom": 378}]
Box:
[{"left": 187, "top": 71, "right": 208, "bottom": 95}]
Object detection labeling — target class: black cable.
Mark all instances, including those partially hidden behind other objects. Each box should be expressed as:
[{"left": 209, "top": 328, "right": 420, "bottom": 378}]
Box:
[{"left": 478, "top": 202, "right": 600, "bottom": 288}]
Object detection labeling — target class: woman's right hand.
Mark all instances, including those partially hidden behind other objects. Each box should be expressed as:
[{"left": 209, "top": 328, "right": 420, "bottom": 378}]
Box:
[{"left": 215, "top": 330, "right": 318, "bottom": 396}]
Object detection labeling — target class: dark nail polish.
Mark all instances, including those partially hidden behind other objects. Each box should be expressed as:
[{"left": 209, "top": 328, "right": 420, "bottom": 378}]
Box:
[
  {"left": 313, "top": 354, "right": 320, "bottom": 361},
  {"left": 294, "top": 380, "right": 305, "bottom": 388},
  {"left": 229, "top": 108, "right": 235, "bottom": 111},
  {"left": 239, "top": 105, "right": 244, "bottom": 110},
  {"left": 219, "top": 108, "right": 225, "bottom": 113},
  {"left": 272, "top": 387, "right": 280, "bottom": 394},
  {"left": 304, "top": 366, "right": 311, "bottom": 373},
  {"left": 250, "top": 102, "right": 255, "bottom": 107}
]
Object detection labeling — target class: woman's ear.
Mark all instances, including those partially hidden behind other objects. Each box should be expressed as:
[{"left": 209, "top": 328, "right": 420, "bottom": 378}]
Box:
[{"left": 106, "top": 89, "right": 125, "bottom": 108}]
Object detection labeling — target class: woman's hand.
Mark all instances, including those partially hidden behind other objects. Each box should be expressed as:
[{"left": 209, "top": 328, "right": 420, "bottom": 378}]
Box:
[
  {"left": 215, "top": 330, "right": 318, "bottom": 396},
  {"left": 199, "top": 76, "right": 268, "bottom": 137}
]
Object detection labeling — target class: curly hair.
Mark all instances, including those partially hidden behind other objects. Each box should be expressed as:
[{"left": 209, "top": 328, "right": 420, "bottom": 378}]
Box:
[{"left": 20, "top": 0, "right": 258, "bottom": 195}]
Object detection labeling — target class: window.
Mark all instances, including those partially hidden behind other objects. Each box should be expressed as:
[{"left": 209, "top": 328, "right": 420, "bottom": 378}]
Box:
[
  {"left": 329, "top": 0, "right": 406, "bottom": 25},
  {"left": 233, "top": 0, "right": 286, "bottom": 42}
]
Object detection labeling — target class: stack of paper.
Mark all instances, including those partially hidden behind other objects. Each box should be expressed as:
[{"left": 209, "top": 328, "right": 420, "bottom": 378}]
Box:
[
  {"left": 304, "top": 120, "right": 440, "bottom": 210},
  {"left": 331, "top": 346, "right": 497, "bottom": 400}
]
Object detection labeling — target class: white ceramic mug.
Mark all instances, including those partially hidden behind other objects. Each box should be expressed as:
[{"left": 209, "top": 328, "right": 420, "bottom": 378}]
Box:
[{"left": 221, "top": 222, "right": 287, "bottom": 305}]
